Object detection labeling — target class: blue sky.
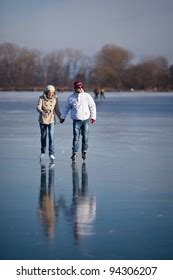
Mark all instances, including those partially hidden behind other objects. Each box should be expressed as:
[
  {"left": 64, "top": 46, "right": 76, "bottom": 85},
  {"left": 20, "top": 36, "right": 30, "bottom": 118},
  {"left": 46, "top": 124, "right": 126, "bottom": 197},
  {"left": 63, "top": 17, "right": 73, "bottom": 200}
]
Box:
[{"left": 0, "top": 0, "right": 173, "bottom": 63}]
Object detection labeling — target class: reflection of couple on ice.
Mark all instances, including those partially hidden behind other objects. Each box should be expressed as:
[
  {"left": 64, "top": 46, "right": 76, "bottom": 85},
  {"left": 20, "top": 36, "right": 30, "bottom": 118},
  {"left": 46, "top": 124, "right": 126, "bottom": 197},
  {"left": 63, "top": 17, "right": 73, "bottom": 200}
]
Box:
[{"left": 38, "top": 162, "right": 96, "bottom": 242}]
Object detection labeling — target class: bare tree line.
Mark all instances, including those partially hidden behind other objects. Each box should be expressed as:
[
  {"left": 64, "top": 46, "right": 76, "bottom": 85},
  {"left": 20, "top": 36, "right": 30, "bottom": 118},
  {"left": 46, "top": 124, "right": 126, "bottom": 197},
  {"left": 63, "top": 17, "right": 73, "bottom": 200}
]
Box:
[{"left": 0, "top": 42, "right": 172, "bottom": 91}]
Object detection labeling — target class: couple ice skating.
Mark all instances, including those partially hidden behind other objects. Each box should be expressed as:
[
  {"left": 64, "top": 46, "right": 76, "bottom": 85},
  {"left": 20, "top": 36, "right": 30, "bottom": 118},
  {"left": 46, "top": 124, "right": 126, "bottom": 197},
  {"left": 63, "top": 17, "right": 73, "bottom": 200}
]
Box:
[{"left": 37, "top": 81, "right": 96, "bottom": 162}]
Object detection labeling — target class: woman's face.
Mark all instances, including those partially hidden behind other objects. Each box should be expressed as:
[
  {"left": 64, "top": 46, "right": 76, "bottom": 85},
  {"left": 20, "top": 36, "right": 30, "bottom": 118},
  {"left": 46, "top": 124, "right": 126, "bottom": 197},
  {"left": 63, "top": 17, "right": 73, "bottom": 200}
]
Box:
[{"left": 46, "top": 90, "right": 54, "bottom": 98}]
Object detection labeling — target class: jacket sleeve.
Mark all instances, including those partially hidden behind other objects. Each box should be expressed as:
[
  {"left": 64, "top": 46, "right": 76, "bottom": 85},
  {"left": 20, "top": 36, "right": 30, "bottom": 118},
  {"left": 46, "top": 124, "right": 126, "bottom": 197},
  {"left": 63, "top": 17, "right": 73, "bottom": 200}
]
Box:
[
  {"left": 88, "top": 95, "right": 97, "bottom": 120},
  {"left": 55, "top": 98, "right": 61, "bottom": 119},
  {"left": 61, "top": 97, "right": 72, "bottom": 118},
  {"left": 37, "top": 97, "right": 44, "bottom": 114}
]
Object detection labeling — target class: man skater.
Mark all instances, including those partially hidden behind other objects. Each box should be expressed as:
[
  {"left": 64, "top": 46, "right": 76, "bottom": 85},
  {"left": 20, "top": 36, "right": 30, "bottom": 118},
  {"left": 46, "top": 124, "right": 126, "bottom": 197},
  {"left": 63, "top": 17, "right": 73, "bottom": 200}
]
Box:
[{"left": 61, "top": 81, "right": 96, "bottom": 161}]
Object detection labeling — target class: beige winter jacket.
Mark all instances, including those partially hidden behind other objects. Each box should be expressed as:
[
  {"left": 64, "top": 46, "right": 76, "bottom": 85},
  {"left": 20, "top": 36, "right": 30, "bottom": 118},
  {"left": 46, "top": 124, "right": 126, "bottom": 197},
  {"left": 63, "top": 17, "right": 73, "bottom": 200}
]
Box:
[{"left": 37, "top": 93, "right": 61, "bottom": 124}]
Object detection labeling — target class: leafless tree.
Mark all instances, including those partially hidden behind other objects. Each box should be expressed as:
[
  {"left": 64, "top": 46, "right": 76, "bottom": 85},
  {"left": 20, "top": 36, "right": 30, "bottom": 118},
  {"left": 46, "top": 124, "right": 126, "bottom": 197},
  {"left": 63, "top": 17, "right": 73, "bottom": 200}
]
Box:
[
  {"left": 0, "top": 42, "right": 171, "bottom": 90},
  {"left": 91, "top": 44, "right": 133, "bottom": 89},
  {"left": 125, "top": 56, "right": 169, "bottom": 90}
]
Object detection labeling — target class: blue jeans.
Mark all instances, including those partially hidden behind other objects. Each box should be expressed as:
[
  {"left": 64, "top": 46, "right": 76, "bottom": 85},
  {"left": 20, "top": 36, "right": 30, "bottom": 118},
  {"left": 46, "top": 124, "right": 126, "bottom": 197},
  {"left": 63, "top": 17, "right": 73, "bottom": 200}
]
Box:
[
  {"left": 40, "top": 123, "right": 55, "bottom": 155},
  {"left": 72, "top": 119, "right": 89, "bottom": 154}
]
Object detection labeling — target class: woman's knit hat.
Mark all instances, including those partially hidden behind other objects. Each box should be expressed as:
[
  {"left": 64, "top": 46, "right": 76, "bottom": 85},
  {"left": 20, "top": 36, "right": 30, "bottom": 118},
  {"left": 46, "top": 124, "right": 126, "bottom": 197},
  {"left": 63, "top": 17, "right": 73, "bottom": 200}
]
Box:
[{"left": 44, "top": 85, "right": 55, "bottom": 92}]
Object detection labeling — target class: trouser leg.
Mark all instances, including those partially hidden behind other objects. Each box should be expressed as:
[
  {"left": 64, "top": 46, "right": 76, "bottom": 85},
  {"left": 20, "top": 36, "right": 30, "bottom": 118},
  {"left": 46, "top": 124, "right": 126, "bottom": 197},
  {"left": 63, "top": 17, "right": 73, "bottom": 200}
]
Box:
[
  {"left": 40, "top": 123, "right": 47, "bottom": 154},
  {"left": 48, "top": 123, "right": 55, "bottom": 156},
  {"left": 81, "top": 120, "right": 89, "bottom": 153},
  {"left": 72, "top": 120, "right": 81, "bottom": 154}
]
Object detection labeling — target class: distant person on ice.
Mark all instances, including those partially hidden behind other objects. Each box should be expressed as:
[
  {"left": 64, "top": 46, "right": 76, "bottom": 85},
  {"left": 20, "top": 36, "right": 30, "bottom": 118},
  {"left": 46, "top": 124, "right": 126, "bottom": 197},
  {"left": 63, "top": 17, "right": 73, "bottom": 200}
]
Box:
[
  {"left": 100, "top": 88, "right": 106, "bottom": 99},
  {"left": 60, "top": 81, "right": 96, "bottom": 162},
  {"left": 93, "top": 87, "right": 100, "bottom": 100},
  {"left": 37, "top": 85, "right": 61, "bottom": 161}
]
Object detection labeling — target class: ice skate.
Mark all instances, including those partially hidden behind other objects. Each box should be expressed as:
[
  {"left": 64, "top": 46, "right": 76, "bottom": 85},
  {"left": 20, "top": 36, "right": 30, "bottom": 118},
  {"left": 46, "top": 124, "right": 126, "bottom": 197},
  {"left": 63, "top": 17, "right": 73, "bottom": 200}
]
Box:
[
  {"left": 82, "top": 152, "right": 87, "bottom": 161},
  {"left": 71, "top": 153, "right": 76, "bottom": 162}
]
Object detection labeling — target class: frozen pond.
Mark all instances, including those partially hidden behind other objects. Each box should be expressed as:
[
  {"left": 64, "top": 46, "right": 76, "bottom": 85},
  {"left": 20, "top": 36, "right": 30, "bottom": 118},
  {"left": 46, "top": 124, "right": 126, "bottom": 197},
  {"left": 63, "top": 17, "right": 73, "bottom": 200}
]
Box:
[{"left": 0, "top": 91, "right": 173, "bottom": 260}]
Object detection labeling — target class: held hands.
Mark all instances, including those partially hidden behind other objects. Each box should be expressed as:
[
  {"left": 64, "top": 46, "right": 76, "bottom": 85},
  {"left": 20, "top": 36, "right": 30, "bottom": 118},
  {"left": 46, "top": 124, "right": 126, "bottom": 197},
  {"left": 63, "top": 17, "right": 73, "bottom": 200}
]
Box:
[
  {"left": 60, "top": 118, "right": 65, "bottom": 123},
  {"left": 59, "top": 118, "right": 95, "bottom": 124},
  {"left": 90, "top": 118, "right": 96, "bottom": 124}
]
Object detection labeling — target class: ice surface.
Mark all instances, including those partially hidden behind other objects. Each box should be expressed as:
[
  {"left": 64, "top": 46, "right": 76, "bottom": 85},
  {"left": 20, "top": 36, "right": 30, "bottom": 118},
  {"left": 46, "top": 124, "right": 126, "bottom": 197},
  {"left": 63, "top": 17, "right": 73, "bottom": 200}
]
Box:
[{"left": 0, "top": 91, "right": 173, "bottom": 259}]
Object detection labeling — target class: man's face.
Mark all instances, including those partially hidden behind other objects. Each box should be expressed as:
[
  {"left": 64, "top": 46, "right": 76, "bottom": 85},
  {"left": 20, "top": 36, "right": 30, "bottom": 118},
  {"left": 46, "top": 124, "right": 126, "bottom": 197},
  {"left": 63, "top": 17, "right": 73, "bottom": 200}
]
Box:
[{"left": 75, "top": 86, "right": 83, "bottom": 94}]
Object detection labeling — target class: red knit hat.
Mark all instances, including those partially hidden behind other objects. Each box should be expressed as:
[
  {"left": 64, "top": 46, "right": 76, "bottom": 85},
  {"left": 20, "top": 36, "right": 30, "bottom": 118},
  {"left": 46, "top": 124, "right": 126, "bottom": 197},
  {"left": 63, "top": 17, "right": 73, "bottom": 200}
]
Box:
[{"left": 73, "top": 80, "right": 83, "bottom": 88}]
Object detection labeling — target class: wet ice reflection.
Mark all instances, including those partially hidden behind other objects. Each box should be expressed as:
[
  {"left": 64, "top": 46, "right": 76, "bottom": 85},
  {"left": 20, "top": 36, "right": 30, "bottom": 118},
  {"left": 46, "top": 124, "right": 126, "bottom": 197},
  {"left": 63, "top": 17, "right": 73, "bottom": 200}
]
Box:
[
  {"left": 59, "top": 163, "right": 96, "bottom": 243},
  {"left": 37, "top": 161, "right": 96, "bottom": 245},
  {"left": 71, "top": 163, "right": 96, "bottom": 240},
  {"left": 38, "top": 163, "right": 57, "bottom": 241}
]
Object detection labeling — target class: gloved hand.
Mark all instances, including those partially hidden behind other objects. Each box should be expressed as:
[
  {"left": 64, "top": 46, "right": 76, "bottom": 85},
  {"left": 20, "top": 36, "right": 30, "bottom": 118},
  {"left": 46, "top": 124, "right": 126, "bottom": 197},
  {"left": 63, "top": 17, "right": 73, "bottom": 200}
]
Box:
[
  {"left": 60, "top": 118, "right": 65, "bottom": 123},
  {"left": 90, "top": 119, "right": 96, "bottom": 124},
  {"left": 41, "top": 111, "right": 47, "bottom": 117}
]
